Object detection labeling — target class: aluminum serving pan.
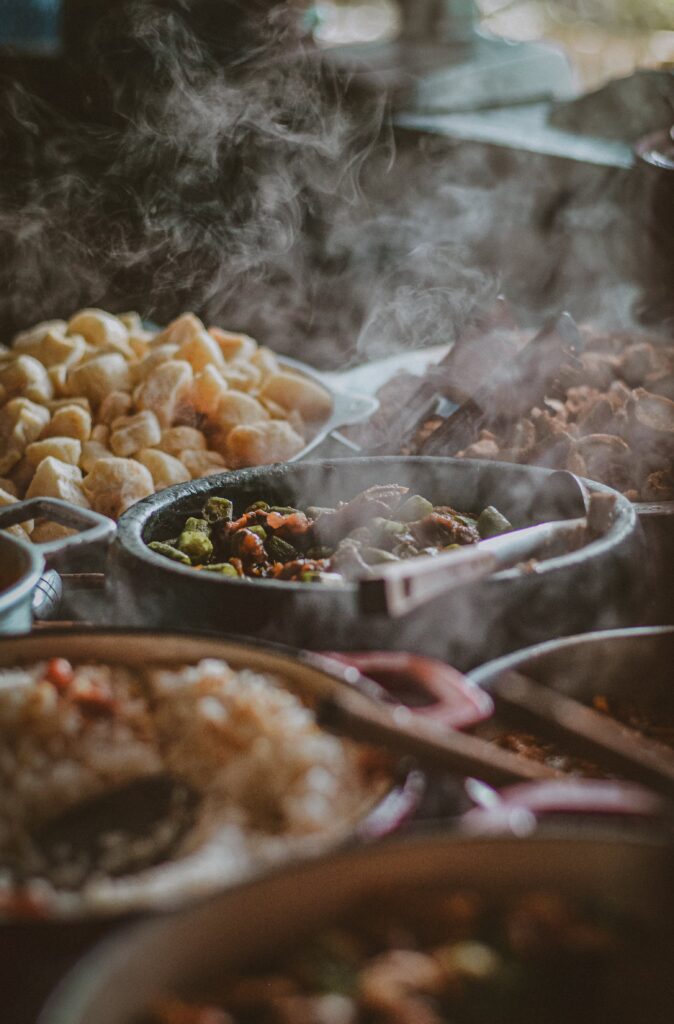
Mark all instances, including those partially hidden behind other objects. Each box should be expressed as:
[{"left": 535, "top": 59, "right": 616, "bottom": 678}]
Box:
[{"left": 277, "top": 354, "right": 378, "bottom": 459}]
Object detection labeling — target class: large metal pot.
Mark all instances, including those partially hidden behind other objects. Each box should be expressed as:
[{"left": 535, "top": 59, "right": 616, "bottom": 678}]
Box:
[
  {"left": 110, "top": 456, "right": 642, "bottom": 670},
  {"left": 41, "top": 831, "right": 674, "bottom": 1024},
  {"left": 0, "top": 499, "right": 114, "bottom": 635}
]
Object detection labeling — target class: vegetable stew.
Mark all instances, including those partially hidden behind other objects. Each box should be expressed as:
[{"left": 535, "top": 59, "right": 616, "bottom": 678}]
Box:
[{"left": 145, "top": 485, "right": 513, "bottom": 583}]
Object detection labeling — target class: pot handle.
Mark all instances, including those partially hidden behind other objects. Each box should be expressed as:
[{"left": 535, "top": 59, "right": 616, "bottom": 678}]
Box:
[
  {"left": 0, "top": 498, "right": 115, "bottom": 560},
  {"left": 461, "top": 779, "right": 665, "bottom": 835},
  {"left": 324, "top": 651, "right": 494, "bottom": 731}
]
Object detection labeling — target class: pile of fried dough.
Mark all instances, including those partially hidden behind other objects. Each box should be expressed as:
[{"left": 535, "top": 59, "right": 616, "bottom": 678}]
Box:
[{"left": 0, "top": 310, "right": 331, "bottom": 538}]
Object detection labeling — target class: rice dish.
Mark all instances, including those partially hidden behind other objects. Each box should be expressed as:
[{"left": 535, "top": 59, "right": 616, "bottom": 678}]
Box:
[{"left": 0, "top": 657, "right": 384, "bottom": 917}]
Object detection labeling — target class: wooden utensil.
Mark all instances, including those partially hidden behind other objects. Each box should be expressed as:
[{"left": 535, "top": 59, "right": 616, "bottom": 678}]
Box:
[
  {"left": 317, "top": 688, "right": 558, "bottom": 788},
  {"left": 491, "top": 671, "right": 674, "bottom": 801}
]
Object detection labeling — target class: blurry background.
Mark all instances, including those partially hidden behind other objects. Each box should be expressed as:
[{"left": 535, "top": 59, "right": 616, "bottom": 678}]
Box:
[
  {"left": 312, "top": 0, "right": 674, "bottom": 88},
  {"left": 0, "top": 1, "right": 671, "bottom": 360}
]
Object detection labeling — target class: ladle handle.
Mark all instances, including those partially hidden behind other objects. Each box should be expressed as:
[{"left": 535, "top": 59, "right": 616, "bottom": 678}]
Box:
[
  {"left": 316, "top": 686, "right": 558, "bottom": 788},
  {"left": 326, "top": 650, "right": 493, "bottom": 730},
  {"left": 359, "top": 518, "right": 584, "bottom": 617}
]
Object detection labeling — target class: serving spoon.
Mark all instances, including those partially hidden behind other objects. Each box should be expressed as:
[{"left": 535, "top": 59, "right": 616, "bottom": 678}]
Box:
[{"left": 25, "top": 774, "right": 199, "bottom": 889}]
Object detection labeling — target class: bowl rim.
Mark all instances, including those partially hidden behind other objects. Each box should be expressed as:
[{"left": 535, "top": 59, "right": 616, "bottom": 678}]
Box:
[
  {"left": 114, "top": 456, "right": 639, "bottom": 594},
  {"left": 634, "top": 127, "right": 674, "bottom": 171},
  {"left": 468, "top": 624, "right": 674, "bottom": 689},
  {"left": 0, "top": 530, "right": 44, "bottom": 617}
]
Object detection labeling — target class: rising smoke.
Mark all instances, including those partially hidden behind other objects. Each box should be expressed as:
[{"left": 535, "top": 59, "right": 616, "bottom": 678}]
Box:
[{"left": 0, "top": 0, "right": 498, "bottom": 365}]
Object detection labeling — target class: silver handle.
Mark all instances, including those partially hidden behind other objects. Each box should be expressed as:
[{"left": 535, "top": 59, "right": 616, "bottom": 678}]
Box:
[
  {"left": 359, "top": 516, "right": 586, "bottom": 617},
  {"left": 0, "top": 497, "right": 115, "bottom": 558}
]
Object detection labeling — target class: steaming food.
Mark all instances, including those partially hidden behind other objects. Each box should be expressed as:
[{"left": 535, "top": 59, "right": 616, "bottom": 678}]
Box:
[
  {"left": 146, "top": 889, "right": 669, "bottom": 1024},
  {"left": 0, "top": 656, "right": 385, "bottom": 917},
  {"left": 0, "top": 309, "right": 333, "bottom": 531},
  {"left": 145, "top": 484, "right": 513, "bottom": 581},
  {"left": 413, "top": 326, "right": 674, "bottom": 501}
]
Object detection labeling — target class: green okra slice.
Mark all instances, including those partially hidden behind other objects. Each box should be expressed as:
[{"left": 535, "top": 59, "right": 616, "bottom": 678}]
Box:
[
  {"left": 148, "top": 541, "right": 192, "bottom": 565},
  {"left": 203, "top": 497, "right": 234, "bottom": 523},
  {"left": 267, "top": 535, "right": 298, "bottom": 562},
  {"left": 477, "top": 506, "right": 513, "bottom": 539},
  {"left": 202, "top": 563, "right": 240, "bottom": 577},
  {"left": 177, "top": 530, "right": 214, "bottom": 563},
  {"left": 396, "top": 495, "right": 434, "bottom": 522}
]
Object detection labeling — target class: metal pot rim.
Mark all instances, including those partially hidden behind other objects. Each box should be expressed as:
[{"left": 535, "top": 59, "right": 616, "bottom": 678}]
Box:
[
  {"left": 0, "top": 531, "right": 44, "bottom": 618},
  {"left": 468, "top": 624, "right": 674, "bottom": 689}
]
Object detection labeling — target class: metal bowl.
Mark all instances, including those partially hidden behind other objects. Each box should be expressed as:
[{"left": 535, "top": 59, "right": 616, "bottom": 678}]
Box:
[
  {"left": 0, "top": 500, "right": 114, "bottom": 635},
  {"left": 41, "top": 830, "right": 674, "bottom": 1024},
  {"left": 110, "top": 456, "right": 643, "bottom": 670},
  {"left": 464, "top": 627, "right": 674, "bottom": 817}
]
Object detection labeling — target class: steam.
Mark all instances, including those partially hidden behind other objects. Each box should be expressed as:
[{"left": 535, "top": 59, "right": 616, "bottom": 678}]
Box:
[
  {"left": 0, "top": 0, "right": 499, "bottom": 365},
  {"left": 0, "top": 1, "right": 653, "bottom": 367}
]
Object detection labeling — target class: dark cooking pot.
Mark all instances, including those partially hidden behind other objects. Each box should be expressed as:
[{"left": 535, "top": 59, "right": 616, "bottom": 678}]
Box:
[
  {"left": 634, "top": 127, "right": 674, "bottom": 322},
  {"left": 0, "top": 499, "right": 114, "bottom": 634},
  {"left": 111, "top": 457, "right": 642, "bottom": 670},
  {"left": 464, "top": 626, "right": 674, "bottom": 819},
  {"left": 470, "top": 624, "right": 674, "bottom": 697},
  {"left": 41, "top": 831, "right": 674, "bottom": 1024}
]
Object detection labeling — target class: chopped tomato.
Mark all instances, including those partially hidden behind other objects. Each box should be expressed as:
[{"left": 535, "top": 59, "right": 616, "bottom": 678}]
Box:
[
  {"left": 69, "top": 679, "right": 117, "bottom": 717},
  {"left": 44, "top": 657, "right": 74, "bottom": 692}
]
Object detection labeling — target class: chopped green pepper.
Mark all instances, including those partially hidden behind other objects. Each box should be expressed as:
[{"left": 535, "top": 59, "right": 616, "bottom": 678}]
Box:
[
  {"left": 247, "top": 525, "right": 268, "bottom": 540},
  {"left": 148, "top": 541, "right": 191, "bottom": 565},
  {"left": 360, "top": 547, "right": 400, "bottom": 565},
  {"left": 202, "top": 497, "right": 233, "bottom": 523},
  {"left": 477, "top": 506, "right": 513, "bottom": 539},
  {"left": 396, "top": 495, "right": 434, "bottom": 522}
]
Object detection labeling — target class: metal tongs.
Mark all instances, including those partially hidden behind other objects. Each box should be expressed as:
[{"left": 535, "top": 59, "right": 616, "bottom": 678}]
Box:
[{"left": 360, "top": 474, "right": 615, "bottom": 617}]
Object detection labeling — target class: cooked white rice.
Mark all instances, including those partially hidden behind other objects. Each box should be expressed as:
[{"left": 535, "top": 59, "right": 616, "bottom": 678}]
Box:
[{"left": 0, "top": 658, "right": 383, "bottom": 917}]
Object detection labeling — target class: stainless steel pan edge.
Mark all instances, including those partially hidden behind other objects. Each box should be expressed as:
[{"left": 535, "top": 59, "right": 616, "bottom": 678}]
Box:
[
  {"left": 276, "top": 354, "right": 379, "bottom": 460},
  {"left": 468, "top": 626, "right": 674, "bottom": 693},
  {"left": 41, "top": 831, "right": 673, "bottom": 1024}
]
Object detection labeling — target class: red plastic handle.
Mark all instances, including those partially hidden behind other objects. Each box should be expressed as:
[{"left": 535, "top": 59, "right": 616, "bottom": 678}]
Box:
[{"left": 324, "top": 651, "right": 493, "bottom": 731}]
